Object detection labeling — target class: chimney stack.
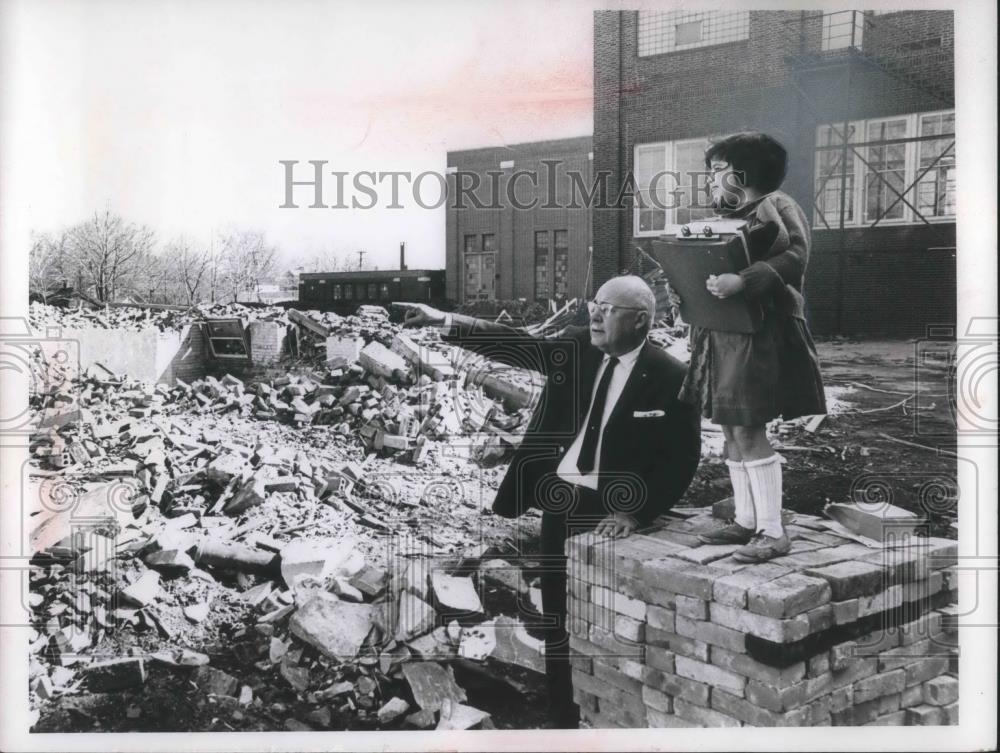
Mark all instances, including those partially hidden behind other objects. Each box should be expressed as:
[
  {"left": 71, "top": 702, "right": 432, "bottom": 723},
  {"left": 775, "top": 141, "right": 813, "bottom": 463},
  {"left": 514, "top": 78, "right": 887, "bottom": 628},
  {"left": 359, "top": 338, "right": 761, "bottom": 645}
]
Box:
[{"left": 399, "top": 242, "right": 406, "bottom": 271}]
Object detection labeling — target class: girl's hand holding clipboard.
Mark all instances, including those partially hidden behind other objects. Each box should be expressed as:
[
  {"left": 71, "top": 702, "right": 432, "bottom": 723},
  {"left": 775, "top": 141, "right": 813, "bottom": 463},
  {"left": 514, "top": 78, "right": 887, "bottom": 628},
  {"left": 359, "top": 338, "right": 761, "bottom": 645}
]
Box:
[{"left": 706, "top": 273, "right": 745, "bottom": 299}]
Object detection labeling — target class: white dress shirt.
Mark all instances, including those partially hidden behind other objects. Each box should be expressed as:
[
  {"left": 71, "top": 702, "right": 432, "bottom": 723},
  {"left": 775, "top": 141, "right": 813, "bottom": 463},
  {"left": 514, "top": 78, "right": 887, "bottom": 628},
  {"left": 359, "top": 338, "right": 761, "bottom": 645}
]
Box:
[{"left": 557, "top": 341, "right": 645, "bottom": 490}]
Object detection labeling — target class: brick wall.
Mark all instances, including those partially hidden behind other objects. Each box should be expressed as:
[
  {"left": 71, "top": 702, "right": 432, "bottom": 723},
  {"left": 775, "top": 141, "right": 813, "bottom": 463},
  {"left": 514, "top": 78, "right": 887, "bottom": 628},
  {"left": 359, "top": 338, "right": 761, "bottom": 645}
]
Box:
[
  {"left": 592, "top": 10, "right": 956, "bottom": 336},
  {"left": 446, "top": 137, "right": 593, "bottom": 303},
  {"left": 249, "top": 321, "right": 287, "bottom": 365},
  {"left": 164, "top": 324, "right": 210, "bottom": 384},
  {"left": 38, "top": 324, "right": 210, "bottom": 386},
  {"left": 567, "top": 508, "right": 959, "bottom": 727},
  {"left": 808, "top": 226, "right": 956, "bottom": 336}
]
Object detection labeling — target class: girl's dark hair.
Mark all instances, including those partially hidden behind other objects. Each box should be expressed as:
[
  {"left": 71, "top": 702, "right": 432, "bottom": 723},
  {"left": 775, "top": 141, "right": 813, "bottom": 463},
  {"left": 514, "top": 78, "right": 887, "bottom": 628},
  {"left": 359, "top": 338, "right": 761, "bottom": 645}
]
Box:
[{"left": 705, "top": 132, "right": 788, "bottom": 193}]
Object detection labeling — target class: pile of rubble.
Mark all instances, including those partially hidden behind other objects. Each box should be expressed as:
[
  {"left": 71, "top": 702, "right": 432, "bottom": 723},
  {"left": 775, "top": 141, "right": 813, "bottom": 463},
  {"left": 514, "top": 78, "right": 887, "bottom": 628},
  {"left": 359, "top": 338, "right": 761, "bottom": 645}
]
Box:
[{"left": 26, "top": 306, "right": 560, "bottom": 730}]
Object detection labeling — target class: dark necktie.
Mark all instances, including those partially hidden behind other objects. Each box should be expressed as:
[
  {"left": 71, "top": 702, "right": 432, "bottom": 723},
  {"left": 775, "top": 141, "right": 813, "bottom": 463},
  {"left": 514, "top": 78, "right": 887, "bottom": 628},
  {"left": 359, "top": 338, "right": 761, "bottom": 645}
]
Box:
[{"left": 576, "top": 357, "right": 619, "bottom": 474}]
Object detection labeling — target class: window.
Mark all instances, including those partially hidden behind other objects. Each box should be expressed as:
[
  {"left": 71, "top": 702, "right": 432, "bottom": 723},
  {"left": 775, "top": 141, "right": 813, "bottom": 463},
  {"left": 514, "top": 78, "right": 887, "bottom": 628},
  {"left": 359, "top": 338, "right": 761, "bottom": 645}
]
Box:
[
  {"left": 366, "top": 283, "right": 376, "bottom": 300},
  {"left": 333, "top": 284, "right": 342, "bottom": 300},
  {"left": 344, "top": 284, "right": 353, "bottom": 300},
  {"left": 464, "top": 233, "right": 497, "bottom": 302},
  {"left": 553, "top": 230, "right": 569, "bottom": 297},
  {"left": 863, "top": 117, "right": 908, "bottom": 223},
  {"left": 813, "top": 110, "right": 955, "bottom": 229},
  {"left": 820, "top": 11, "right": 866, "bottom": 51},
  {"left": 205, "top": 318, "right": 249, "bottom": 360},
  {"left": 814, "top": 124, "right": 858, "bottom": 228},
  {"left": 638, "top": 11, "right": 749, "bottom": 56},
  {"left": 634, "top": 138, "right": 714, "bottom": 236},
  {"left": 917, "top": 112, "right": 956, "bottom": 218},
  {"left": 534, "top": 231, "right": 550, "bottom": 300},
  {"left": 379, "top": 283, "right": 390, "bottom": 300}
]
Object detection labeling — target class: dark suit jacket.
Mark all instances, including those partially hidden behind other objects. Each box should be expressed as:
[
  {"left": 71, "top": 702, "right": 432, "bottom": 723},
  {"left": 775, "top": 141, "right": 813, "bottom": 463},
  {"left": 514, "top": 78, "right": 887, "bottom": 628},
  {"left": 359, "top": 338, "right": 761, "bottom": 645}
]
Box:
[{"left": 444, "top": 315, "right": 701, "bottom": 526}]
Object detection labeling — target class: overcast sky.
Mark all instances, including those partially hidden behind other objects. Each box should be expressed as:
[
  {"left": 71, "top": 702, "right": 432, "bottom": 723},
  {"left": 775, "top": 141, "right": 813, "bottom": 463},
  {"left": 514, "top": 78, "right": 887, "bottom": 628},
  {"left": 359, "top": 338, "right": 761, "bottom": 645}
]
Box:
[
  {"left": 2, "top": 0, "right": 614, "bottom": 271},
  {"left": 3, "top": 0, "right": 995, "bottom": 278}
]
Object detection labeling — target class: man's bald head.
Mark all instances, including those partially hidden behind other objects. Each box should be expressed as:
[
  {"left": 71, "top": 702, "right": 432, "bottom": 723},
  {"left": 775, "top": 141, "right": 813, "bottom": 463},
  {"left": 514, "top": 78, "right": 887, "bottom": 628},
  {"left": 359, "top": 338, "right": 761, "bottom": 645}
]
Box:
[
  {"left": 589, "top": 275, "right": 656, "bottom": 355},
  {"left": 596, "top": 276, "right": 655, "bottom": 331}
]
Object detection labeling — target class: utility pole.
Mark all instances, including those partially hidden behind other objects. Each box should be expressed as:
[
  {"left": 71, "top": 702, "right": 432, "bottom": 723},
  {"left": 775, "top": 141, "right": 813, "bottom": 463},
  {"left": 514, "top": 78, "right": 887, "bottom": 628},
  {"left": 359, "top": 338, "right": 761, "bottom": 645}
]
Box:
[{"left": 356, "top": 249, "right": 367, "bottom": 270}]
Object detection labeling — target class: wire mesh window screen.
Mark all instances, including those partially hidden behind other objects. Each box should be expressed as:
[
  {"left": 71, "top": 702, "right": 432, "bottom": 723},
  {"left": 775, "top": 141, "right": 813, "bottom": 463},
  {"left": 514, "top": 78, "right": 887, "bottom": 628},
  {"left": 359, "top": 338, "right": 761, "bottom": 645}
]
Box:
[{"left": 638, "top": 11, "right": 749, "bottom": 55}]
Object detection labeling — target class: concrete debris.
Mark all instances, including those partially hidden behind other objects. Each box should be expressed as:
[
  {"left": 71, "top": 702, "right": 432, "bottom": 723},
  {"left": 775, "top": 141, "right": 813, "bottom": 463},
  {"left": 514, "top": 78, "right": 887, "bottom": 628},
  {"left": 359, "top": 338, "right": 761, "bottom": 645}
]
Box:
[
  {"left": 405, "top": 708, "right": 436, "bottom": 728},
  {"left": 120, "top": 571, "right": 161, "bottom": 607},
  {"left": 401, "top": 661, "right": 467, "bottom": 712},
  {"left": 150, "top": 648, "right": 210, "bottom": 667},
  {"left": 377, "top": 697, "right": 410, "bottom": 724},
  {"left": 825, "top": 501, "right": 924, "bottom": 542},
  {"left": 431, "top": 573, "right": 483, "bottom": 614},
  {"left": 491, "top": 616, "right": 545, "bottom": 674},
  {"left": 289, "top": 592, "right": 375, "bottom": 660},
  {"left": 24, "top": 301, "right": 710, "bottom": 731},
  {"left": 436, "top": 701, "right": 491, "bottom": 731},
  {"left": 457, "top": 622, "right": 497, "bottom": 661},
  {"left": 193, "top": 666, "right": 239, "bottom": 697},
  {"left": 84, "top": 658, "right": 146, "bottom": 691},
  {"left": 279, "top": 537, "right": 360, "bottom": 589},
  {"left": 182, "top": 602, "right": 210, "bottom": 623},
  {"left": 395, "top": 592, "right": 435, "bottom": 642}
]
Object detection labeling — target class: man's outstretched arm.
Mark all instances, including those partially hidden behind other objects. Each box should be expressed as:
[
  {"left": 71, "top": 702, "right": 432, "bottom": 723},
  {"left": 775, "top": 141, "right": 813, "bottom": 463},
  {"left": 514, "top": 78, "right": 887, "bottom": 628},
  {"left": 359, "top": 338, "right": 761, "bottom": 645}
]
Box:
[{"left": 393, "top": 302, "right": 574, "bottom": 371}]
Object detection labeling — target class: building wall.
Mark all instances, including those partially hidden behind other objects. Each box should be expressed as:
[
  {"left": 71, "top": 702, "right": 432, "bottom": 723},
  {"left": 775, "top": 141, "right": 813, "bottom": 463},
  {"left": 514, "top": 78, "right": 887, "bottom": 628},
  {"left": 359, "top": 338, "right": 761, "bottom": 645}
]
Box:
[
  {"left": 34, "top": 324, "right": 210, "bottom": 385},
  {"left": 593, "top": 10, "right": 956, "bottom": 336},
  {"left": 446, "top": 137, "right": 593, "bottom": 304}
]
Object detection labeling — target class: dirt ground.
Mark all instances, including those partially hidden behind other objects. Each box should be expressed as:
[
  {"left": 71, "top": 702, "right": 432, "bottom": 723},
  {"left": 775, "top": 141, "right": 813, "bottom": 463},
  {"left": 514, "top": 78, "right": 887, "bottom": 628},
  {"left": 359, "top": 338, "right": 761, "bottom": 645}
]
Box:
[{"left": 30, "top": 337, "right": 957, "bottom": 733}]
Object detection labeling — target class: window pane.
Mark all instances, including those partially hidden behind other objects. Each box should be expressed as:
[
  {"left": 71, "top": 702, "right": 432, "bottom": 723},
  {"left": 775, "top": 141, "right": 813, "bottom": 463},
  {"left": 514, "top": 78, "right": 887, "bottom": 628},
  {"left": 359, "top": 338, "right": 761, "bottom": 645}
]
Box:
[
  {"left": 864, "top": 119, "right": 909, "bottom": 222},
  {"left": 638, "top": 11, "right": 749, "bottom": 55},
  {"left": 554, "top": 231, "right": 569, "bottom": 297},
  {"left": 917, "top": 112, "right": 956, "bottom": 218},
  {"left": 635, "top": 145, "right": 664, "bottom": 187},
  {"left": 333, "top": 284, "right": 342, "bottom": 300},
  {"left": 674, "top": 140, "right": 714, "bottom": 225},
  {"left": 675, "top": 20, "right": 702, "bottom": 46},
  {"left": 380, "top": 283, "right": 390, "bottom": 300},
  {"left": 639, "top": 207, "right": 665, "bottom": 233},
  {"left": 464, "top": 235, "right": 477, "bottom": 254},
  {"left": 482, "top": 234, "right": 496, "bottom": 253},
  {"left": 534, "top": 232, "right": 550, "bottom": 300}
]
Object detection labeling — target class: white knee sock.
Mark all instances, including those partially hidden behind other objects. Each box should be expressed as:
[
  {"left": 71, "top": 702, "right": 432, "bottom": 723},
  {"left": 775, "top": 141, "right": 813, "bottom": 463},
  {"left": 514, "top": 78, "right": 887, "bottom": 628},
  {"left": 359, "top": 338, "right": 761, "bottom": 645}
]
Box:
[
  {"left": 743, "top": 455, "right": 784, "bottom": 538},
  {"left": 726, "top": 459, "right": 755, "bottom": 529}
]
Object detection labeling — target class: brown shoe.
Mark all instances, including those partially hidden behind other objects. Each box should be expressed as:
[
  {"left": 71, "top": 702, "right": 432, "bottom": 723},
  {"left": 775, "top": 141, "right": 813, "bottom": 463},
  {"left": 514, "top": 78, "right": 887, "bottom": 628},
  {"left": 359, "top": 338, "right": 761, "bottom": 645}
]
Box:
[
  {"left": 732, "top": 531, "right": 791, "bottom": 563},
  {"left": 697, "top": 522, "right": 755, "bottom": 545}
]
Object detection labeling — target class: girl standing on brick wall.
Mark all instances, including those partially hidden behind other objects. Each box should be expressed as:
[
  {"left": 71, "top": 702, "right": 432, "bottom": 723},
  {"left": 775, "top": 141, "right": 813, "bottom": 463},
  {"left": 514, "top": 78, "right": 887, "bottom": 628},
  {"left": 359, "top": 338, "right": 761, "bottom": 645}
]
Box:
[{"left": 679, "top": 131, "right": 826, "bottom": 563}]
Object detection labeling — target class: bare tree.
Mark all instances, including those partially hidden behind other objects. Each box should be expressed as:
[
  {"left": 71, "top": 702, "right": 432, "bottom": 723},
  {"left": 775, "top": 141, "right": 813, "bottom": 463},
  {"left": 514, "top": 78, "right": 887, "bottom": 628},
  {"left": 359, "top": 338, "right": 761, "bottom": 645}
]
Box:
[
  {"left": 161, "top": 236, "right": 212, "bottom": 305},
  {"left": 68, "top": 210, "right": 156, "bottom": 302},
  {"left": 217, "top": 229, "right": 277, "bottom": 302},
  {"left": 289, "top": 248, "right": 351, "bottom": 273},
  {"left": 29, "top": 231, "right": 72, "bottom": 302}
]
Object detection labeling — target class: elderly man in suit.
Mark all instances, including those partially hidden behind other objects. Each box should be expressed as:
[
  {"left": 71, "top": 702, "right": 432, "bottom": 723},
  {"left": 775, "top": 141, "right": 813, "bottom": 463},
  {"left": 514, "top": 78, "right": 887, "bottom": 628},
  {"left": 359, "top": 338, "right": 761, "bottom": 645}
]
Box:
[{"left": 399, "top": 275, "right": 701, "bottom": 727}]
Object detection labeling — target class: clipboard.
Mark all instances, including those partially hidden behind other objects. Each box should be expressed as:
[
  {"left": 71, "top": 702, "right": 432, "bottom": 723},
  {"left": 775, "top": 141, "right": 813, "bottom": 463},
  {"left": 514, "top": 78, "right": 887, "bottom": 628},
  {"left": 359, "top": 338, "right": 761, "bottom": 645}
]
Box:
[{"left": 651, "top": 220, "right": 764, "bottom": 334}]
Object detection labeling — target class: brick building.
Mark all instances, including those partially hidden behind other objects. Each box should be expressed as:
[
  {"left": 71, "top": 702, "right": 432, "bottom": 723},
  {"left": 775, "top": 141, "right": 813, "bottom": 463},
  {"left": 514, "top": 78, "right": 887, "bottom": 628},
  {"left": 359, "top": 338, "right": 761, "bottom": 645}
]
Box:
[
  {"left": 593, "top": 9, "right": 956, "bottom": 336},
  {"left": 445, "top": 136, "right": 593, "bottom": 305}
]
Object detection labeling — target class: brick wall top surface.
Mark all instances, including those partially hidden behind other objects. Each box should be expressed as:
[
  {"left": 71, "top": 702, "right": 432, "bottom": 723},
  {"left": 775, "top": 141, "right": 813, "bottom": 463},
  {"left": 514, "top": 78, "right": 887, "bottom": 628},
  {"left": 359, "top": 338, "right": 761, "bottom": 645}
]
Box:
[{"left": 567, "top": 507, "right": 956, "bottom": 646}]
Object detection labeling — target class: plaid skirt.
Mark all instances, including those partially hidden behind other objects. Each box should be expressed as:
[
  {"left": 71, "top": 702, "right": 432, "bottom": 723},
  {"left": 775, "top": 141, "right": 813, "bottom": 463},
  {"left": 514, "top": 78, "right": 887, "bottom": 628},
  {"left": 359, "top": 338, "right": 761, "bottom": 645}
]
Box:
[{"left": 679, "top": 313, "right": 827, "bottom": 426}]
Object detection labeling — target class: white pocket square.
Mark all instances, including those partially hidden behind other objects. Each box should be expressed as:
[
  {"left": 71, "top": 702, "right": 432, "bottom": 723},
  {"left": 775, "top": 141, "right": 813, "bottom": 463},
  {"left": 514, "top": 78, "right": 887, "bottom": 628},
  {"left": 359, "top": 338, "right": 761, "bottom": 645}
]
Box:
[{"left": 633, "top": 410, "right": 665, "bottom": 418}]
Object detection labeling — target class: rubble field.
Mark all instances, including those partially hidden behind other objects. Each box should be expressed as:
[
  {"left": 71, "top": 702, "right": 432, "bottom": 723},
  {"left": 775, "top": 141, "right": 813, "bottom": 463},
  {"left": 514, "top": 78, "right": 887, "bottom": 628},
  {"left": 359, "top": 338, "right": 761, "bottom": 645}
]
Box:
[{"left": 24, "top": 303, "right": 957, "bottom": 731}]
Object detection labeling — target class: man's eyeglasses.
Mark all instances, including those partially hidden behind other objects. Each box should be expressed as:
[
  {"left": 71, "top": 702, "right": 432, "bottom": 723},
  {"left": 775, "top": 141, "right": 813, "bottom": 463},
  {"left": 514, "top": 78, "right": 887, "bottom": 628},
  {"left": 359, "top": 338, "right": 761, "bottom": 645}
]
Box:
[{"left": 587, "top": 300, "right": 644, "bottom": 317}]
